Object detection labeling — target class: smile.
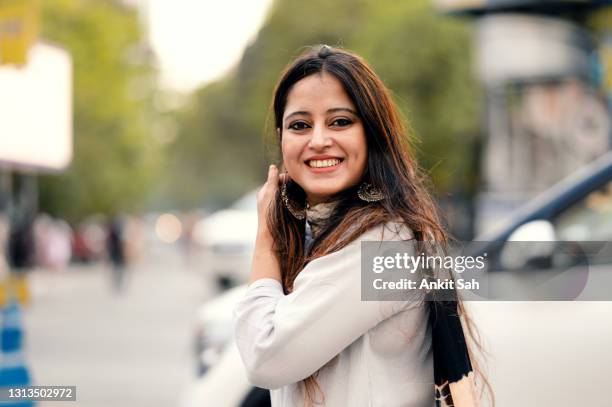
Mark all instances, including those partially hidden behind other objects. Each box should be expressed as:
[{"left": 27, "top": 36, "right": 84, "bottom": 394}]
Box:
[{"left": 307, "top": 158, "right": 342, "bottom": 168}]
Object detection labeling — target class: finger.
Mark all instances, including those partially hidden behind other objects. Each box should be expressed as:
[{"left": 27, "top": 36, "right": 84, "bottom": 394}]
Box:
[
  {"left": 268, "top": 164, "right": 279, "bottom": 186},
  {"left": 256, "top": 187, "right": 265, "bottom": 204}
]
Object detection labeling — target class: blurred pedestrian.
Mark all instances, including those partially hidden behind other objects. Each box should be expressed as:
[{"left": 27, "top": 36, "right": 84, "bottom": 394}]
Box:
[
  {"left": 7, "top": 220, "right": 34, "bottom": 306},
  {"left": 123, "top": 215, "right": 145, "bottom": 266},
  {"left": 107, "top": 216, "right": 126, "bottom": 293},
  {"left": 33, "top": 214, "right": 72, "bottom": 270}
]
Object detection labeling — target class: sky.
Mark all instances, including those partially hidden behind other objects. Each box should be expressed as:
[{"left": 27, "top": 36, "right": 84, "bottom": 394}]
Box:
[{"left": 137, "top": 0, "right": 276, "bottom": 93}]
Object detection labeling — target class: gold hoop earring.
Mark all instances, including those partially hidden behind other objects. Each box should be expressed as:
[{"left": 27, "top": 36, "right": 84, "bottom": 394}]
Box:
[
  {"left": 357, "top": 182, "right": 384, "bottom": 202},
  {"left": 281, "top": 178, "right": 306, "bottom": 220}
]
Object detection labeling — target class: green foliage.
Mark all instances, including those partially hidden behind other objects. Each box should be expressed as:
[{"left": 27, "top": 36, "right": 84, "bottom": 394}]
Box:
[
  {"left": 585, "top": 5, "right": 612, "bottom": 33},
  {"left": 354, "top": 2, "right": 482, "bottom": 190},
  {"left": 37, "top": 0, "right": 161, "bottom": 222},
  {"left": 163, "top": 0, "right": 481, "bottom": 208}
]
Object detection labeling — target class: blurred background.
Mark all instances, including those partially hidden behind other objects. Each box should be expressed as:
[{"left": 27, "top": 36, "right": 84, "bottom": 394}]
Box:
[{"left": 0, "top": 0, "right": 611, "bottom": 406}]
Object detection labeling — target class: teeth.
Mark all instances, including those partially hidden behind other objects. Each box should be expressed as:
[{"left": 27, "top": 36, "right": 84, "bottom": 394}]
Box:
[{"left": 309, "top": 159, "right": 340, "bottom": 168}]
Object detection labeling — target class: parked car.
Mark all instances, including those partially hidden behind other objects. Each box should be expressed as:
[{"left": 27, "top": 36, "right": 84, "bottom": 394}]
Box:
[
  {"left": 183, "top": 342, "right": 269, "bottom": 407},
  {"left": 187, "top": 151, "right": 612, "bottom": 407},
  {"left": 469, "top": 151, "right": 612, "bottom": 405},
  {"left": 193, "top": 284, "right": 247, "bottom": 376},
  {"left": 478, "top": 150, "right": 612, "bottom": 244},
  {"left": 193, "top": 190, "right": 259, "bottom": 289}
]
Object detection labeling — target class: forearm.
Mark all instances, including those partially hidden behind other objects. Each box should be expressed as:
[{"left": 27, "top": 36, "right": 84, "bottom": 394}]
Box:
[{"left": 249, "top": 230, "right": 282, "bottom": 284}]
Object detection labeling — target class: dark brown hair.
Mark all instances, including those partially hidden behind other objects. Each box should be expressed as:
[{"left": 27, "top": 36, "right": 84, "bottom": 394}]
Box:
[{"left": 268, "top": 45, "right": 489, "bottom": 405}]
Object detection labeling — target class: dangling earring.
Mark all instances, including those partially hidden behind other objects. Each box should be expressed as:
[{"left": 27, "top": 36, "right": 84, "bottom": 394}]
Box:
[
  {"left": 281, "top": 178, "right": 306, "bottom": 220},
  {"left": 357, "top": 182, "right": 384, "bottom": 202}
]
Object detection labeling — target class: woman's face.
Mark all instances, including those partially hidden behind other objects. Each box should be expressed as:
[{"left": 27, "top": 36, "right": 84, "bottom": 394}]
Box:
[{"left": 280, "top": 72, "right": 368, "bottom": 205}]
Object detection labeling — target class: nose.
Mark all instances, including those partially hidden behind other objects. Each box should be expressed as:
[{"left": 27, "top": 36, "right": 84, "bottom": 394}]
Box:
[{"left": 308, "top": 123, "right": 332, "bottom": 150}]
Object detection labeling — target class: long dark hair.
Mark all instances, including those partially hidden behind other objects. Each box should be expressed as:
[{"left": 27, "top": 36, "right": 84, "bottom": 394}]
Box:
[{"left": 267, "top": 45, "right": 488, "bottom": 405}]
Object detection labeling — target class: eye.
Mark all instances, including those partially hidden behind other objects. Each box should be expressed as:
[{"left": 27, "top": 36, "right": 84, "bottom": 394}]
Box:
[
  {"left": 288, "top": 121, "right": 310, "bottom": 131},
  {"left": 330, "top": 118, "right": 353, "bottom": 127}
]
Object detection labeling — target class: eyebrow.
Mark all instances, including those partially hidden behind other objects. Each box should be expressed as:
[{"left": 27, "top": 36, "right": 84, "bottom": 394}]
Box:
[{"left": 283, "top": 107, "right": 358, "bottom": 123}]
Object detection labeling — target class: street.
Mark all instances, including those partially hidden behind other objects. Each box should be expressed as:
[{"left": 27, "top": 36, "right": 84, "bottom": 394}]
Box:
[{"left": 21, "top": 246, "right": 212, "bottom": 407}]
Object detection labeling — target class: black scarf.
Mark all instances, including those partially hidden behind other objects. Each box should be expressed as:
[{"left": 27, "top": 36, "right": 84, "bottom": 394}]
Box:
[{"left": 413, "top": 231, "right": 477, "bottom": 407}]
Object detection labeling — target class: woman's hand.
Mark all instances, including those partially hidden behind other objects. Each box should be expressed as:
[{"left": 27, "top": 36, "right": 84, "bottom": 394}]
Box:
[
  {"left": 250, "top": 164, "right": 283, "bottom": 284},
  {"left": 256, "top": 164, "right": 283, "bottom": 238}
]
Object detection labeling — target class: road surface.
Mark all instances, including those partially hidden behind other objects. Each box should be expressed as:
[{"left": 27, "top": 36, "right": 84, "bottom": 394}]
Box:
[{"left": 21, "top": 246, "right": 212, "bottom": 407}]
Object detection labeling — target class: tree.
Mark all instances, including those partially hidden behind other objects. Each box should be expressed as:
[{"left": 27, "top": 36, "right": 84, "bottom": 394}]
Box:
[{"left": 37, "top": 0, "right": 161, "bottom": 222}]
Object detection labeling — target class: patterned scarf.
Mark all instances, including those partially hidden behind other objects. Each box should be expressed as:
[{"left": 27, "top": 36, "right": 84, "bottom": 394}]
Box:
[{"left": 304, "top": 200, "right": 338, "bottom": 252}]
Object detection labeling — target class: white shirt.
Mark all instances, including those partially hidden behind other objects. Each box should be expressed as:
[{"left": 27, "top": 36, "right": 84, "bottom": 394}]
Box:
[{"left": 233, "top": 221, "right": 434, "bottom": 407}]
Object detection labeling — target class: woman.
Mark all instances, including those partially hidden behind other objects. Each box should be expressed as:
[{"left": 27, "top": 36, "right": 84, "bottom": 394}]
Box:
[{"left": 233, "top": 45, "right": 486, "bottom": 407}]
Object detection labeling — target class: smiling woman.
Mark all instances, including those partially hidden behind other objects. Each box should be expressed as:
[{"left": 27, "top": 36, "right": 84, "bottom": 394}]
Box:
[{"left": 233, "top": 45, "right": 489, "bottom": 407}]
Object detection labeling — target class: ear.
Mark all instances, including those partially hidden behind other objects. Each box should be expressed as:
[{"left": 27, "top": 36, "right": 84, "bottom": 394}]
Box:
[{"left": 276, "top": 127, "right": 281, "bottom": 139}]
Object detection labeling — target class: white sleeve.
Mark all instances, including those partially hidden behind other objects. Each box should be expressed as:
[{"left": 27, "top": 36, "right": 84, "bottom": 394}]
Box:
[{"left": 232, "top": 222, "right": 415, "bottom": 389}]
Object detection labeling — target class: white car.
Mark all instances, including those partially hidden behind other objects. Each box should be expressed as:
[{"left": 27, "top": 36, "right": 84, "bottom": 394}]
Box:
[
  {"left": 193, "top": 284, "right": 247, "bottom": 376},
  {"left": 193, "top": 190, "right": 259, "bottom": 289},
  {"left": 183, "top": 342, "right": 263, "bottom": 407}
]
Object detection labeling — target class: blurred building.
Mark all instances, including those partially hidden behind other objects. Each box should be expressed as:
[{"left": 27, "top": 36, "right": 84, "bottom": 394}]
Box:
[{"left": 436, "top": 0, "right": 612, "bottom": 232}]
